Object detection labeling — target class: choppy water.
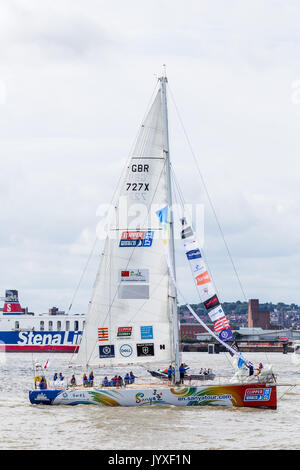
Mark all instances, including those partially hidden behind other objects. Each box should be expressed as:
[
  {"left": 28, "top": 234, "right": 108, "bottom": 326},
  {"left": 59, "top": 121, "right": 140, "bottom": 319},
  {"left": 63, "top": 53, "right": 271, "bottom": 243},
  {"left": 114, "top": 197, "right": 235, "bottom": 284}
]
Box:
[{"left": 0, "top": 351, "right": 299, "bottom": 450}]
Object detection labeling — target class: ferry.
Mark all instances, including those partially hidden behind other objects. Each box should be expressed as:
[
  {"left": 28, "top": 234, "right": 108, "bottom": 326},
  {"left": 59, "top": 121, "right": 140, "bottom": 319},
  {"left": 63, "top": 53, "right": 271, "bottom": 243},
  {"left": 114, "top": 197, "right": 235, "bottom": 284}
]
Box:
[{"left": 0, "top": 290, "right": 84, "bottom": 352}]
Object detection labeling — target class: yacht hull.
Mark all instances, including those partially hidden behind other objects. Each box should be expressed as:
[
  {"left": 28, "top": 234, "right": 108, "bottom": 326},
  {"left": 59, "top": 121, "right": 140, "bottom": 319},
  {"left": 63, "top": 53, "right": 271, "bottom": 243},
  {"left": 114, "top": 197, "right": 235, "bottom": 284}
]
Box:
[{"left": 29, "top": 383, "right": 277, "bottom": 409}]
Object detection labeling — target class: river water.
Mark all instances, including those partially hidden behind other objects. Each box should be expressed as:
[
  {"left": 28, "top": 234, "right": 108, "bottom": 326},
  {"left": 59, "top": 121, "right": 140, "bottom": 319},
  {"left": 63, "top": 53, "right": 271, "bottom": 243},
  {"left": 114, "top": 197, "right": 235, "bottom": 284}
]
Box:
[{"left": 0, "top": 351, "right": 299, "bottom": 450}]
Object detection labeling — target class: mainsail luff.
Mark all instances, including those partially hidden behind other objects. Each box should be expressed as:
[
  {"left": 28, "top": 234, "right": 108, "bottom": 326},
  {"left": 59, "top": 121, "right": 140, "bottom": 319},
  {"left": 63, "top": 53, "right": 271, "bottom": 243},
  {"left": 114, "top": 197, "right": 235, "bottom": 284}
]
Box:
[
  {"left": 76, "top": 84, "right": 176, "bottom": 368},
  {"left": 160, "top": 75, "right": 181, "bottom": 383}
]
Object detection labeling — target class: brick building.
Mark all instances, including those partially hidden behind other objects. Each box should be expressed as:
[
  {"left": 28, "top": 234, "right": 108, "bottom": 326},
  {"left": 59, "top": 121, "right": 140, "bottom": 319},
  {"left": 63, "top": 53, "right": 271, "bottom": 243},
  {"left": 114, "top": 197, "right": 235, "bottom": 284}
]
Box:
[
  {"left": 180, "top": 323, "right": 214, "bottom": 339},
  {"left": 248, "top": 299, "right": 270, "bottom": 329}
]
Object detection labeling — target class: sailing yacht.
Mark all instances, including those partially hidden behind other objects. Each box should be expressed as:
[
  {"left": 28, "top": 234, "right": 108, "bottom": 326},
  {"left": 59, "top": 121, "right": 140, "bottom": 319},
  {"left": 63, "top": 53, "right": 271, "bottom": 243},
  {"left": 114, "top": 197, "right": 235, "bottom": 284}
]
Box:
[{"left": 29, "top": 73, "right": 277, "bottom": 408}]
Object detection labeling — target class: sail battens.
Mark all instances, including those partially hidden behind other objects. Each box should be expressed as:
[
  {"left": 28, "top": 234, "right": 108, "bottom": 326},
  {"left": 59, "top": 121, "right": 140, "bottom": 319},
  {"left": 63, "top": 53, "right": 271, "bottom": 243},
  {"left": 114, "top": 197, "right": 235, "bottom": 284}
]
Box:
[
  {"left": 108, "top": 228, "right": 163, "bottom": 231},
  {"left": 131, "top": 157, "right": 165, "bottom": 160}
]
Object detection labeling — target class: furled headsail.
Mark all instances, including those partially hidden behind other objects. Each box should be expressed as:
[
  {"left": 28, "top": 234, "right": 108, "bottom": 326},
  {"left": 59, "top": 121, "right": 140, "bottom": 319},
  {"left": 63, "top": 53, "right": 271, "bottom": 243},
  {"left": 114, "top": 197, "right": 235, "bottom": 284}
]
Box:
[
  {"left": 156, "top": 206, "right": 246, "bottom": 364},
  {"left": 180, "top": 217, "right": 234, "bottom": 343}
]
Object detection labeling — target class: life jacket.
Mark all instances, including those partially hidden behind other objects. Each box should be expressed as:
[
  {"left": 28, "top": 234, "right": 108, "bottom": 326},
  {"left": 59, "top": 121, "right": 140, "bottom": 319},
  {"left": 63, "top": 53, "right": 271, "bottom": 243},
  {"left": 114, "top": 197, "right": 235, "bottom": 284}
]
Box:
[{"left": 34, "top": 375, "right": 42, "bottom": 384}]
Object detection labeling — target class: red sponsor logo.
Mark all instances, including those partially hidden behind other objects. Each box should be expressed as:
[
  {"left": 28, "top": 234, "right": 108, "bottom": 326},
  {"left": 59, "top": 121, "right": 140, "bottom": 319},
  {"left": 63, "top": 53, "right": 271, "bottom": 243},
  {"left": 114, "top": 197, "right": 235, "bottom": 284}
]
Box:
[
  {"left": 245, "top": 388, "right": 264, "bottom": 395},
  {"left": 98, "top": 328, "right": 109, "bottom": 341},
  {"left": 118, "top": 327, "right": 132, "bottom": 333},
  {"left": 117, "top": 326, "right": 132, "bottom": 337},
  {"left": 121, "top": 231, "right": 145, "bottom": 240},
  {"left": 204, "top": 295, "right": 220, "bottom": 310},
  {"left": 121, "top": 271, "right": 130, "bottom": 277}
]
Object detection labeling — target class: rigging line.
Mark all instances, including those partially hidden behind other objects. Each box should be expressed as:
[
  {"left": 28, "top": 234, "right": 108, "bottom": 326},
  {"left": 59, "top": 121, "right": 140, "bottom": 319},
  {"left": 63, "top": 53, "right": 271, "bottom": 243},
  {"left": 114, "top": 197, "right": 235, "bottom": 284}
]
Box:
[
  {"left": 171, "top": 167, "right": 222, "bottom": 301},
  {"left": 66, "top": 242, "right": 99, "bottom": 367},
  {"left": 67, "top": 238, "right": 98, "bottom": 314},
  {"left": 167, "top": 83, "right": 248, "bottom": 303},
  {"left": 223, "top": 351, "right": 237, "bottom": 372},
  {"left": 279, "top": 384, "right": 296, "bottom": 401}
]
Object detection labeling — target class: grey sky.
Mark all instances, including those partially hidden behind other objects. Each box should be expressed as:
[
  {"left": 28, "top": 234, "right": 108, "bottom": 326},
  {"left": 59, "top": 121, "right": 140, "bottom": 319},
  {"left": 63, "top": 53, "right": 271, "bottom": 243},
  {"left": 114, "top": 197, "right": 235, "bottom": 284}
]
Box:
[{"left": 0, "top": 0, "right": 300, "bottom": 313}]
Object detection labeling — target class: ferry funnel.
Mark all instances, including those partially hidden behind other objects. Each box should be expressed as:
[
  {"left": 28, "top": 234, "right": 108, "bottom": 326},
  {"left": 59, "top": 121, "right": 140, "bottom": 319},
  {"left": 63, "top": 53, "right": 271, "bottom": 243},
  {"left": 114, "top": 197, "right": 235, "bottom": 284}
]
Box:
[{"left": 2, "top": 290, "right": 23, "bottom": 314}]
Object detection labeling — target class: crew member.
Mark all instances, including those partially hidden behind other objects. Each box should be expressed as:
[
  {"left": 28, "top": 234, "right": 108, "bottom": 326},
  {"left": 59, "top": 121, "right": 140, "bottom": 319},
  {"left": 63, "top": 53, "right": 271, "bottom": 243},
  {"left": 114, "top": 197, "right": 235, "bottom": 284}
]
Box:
[
  {"left": 88, "top": 371, "right": 94, "bottom": 387},
  {"left": 83, "top": 373, "right": 89, "bottom": 386},
  {"left": 39, "top": 376, "right": 47, "bottom": 390},
  {"left": 247, "top": 362, "right": 254, "bottom": 376},
  {"left": 179, "top": 363, "right": 188, "bottom": 384},
  {"left": 167, "top": 365, "right": 174, "bottom": 384},
  {"left": 70, "top": 375, "right": 76, "bottom": 386},
  {"left": 255, "top": 363, "right": 263, "bottom": 376},
  {"left": 102, "top": 377, "right": 109, "bottom": 387}
]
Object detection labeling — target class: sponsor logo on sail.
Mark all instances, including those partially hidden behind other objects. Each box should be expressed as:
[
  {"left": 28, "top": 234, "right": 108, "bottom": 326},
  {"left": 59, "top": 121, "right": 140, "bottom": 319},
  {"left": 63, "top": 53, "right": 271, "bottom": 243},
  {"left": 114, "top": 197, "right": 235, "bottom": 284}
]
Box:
[
  {"left": 117, "top": 327, "right": 132, "bottom": 338},
  {"left": 119, "top": 344, "right": 133, "bottom": 357},
  {"left": 99, "top": 344, "right": 115, "bottom": 358},
  {"left": 118, "top": 284, "right": 149, "bottom": 300},
  {"left": 120, "top": 269, "right": 149, "bottom": 282},
  {"left": 137, "top": 343, "right": 154, "bottom": 357},
  {"left": 119, "top": 231, "right": 154, "bottom": 247},
  {"left": 118, "top": 268, "right": 150, "bottom": 299},
  {"left": 140, "top": 326, "right": 153, "bottom": 340},
  {"left": 98, "top": 328, "right": 109, "bottom": 342}
]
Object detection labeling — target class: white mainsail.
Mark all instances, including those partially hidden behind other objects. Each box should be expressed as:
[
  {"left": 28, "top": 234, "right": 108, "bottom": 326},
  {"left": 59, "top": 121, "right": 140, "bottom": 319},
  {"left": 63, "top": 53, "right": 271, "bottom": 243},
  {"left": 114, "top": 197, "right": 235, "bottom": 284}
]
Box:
[{"left": 77, "top": 85, "right": 177, "bottom": 368}]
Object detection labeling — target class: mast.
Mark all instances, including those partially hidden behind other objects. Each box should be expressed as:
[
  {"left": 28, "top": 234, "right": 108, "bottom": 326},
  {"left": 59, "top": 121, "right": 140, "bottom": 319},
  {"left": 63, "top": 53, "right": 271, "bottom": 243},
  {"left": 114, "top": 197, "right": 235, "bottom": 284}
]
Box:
[{"left": 160, "top": 72, "right": 180, "bottom": 384}]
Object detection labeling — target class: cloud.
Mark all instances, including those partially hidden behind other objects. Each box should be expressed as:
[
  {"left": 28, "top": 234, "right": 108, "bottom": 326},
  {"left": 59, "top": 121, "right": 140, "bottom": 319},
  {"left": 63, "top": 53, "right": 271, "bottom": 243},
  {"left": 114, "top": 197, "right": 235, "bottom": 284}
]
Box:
[
  {"left": 0, "top": 1, "right": 113, "bottom": 63},
  {"left": 0, "top": 0, "right": 299, "bottom": 313}
]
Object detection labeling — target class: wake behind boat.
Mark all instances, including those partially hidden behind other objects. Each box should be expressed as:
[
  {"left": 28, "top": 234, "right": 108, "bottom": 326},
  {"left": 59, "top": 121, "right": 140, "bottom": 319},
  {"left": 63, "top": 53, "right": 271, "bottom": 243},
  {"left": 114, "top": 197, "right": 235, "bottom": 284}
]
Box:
[{"left": 29, "top": 72, "right": 278, "bottom": 409}]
